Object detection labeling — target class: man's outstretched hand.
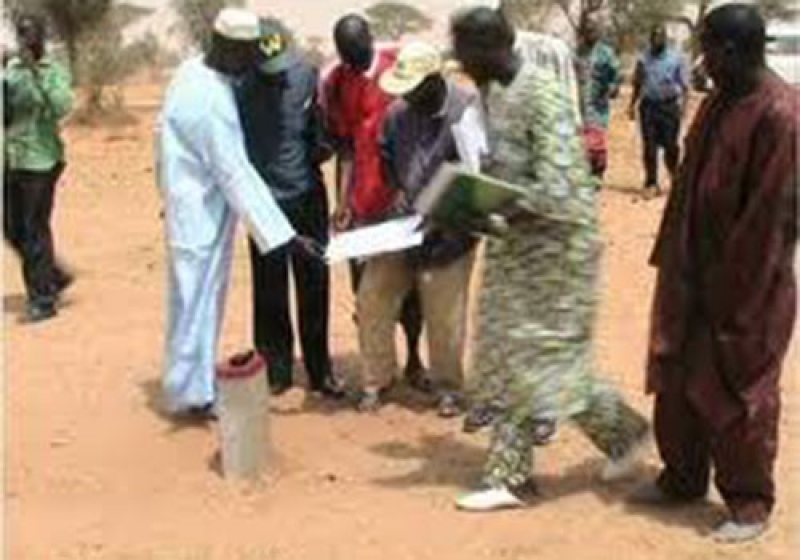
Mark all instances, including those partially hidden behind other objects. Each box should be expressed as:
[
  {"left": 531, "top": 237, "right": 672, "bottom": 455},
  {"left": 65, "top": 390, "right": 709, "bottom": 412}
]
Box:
[{"left": 290, "top": 235, "right": 326, "bottom": 260}]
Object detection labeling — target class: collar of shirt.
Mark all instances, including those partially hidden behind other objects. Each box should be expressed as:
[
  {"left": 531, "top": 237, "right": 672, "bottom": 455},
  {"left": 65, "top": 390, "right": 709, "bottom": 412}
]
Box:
[
  {"left": 8, "top": 54, "right": 53, "bottom": 70},
  {"left": 433, "top": 79, "right": 454, "bottom": 119}
]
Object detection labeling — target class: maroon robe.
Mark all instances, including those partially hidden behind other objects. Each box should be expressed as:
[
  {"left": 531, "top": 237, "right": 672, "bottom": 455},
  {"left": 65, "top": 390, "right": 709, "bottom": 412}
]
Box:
[{"left": 646, "top": 73, "right": 798, "bottom": 522}]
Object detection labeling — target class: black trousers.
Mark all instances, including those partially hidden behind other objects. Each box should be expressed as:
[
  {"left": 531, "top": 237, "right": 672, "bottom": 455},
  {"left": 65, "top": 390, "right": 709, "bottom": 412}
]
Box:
[
  {"left": 3, "top": 162, "right": 66, "bottom": 306},
  {"left": 249, "top": 186, "right": 332, "bottom": 390},
  {"left": 639, "top": 98, "right": 681, "bottom": 188}
]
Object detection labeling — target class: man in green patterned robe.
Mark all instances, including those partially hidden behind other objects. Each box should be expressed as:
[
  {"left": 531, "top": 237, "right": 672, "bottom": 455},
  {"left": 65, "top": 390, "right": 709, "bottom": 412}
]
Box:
[{"left": 449, "top": 6, "right": 649, "bottom": 512}]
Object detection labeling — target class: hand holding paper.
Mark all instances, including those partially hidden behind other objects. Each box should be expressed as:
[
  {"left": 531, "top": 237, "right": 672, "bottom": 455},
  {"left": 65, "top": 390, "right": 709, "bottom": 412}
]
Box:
[{"left": 325, "top": 215, "right": 424, "bottom": 263}]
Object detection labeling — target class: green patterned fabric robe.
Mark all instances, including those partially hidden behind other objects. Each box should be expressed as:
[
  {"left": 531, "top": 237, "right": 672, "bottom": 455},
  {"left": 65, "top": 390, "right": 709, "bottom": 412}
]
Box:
[{"left": 469, "top": 33, "right": 648, "bottom": 488}]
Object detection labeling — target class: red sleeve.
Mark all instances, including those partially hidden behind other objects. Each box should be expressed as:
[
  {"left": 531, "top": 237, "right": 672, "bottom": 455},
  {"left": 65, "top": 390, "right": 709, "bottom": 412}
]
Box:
[
  {"left": 349, "top": 86, "right": 395, "bottom": 219},
  {"left": 320, "top": 64, "right": 350, "bottom": 141}
]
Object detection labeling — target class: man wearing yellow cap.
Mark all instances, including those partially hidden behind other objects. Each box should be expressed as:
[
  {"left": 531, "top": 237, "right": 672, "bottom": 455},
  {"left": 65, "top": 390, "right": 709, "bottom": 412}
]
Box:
[
  {"left": 156, "top": 8, "right": 312, "bottom": 418},
  {"left": 354, "top": 42, "right": 481, "bottom": 415}
]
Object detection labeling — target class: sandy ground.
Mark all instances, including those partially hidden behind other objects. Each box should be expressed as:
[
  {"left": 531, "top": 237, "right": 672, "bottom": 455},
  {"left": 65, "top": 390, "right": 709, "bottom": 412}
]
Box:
[{"left": 3, "top": 84, "right": 798, "bottom": 560}]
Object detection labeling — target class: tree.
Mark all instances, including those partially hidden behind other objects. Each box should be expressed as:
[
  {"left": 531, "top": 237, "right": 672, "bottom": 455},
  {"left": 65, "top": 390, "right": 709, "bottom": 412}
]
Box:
[
  {"left": 502, "top": 0, "right": 603, "bottom": 36},
  {"left": 302, "top": 35, "right": 328, "bottom": 69},
  {"left": 500, "top": 0, "right": 560, "bottom": 32},
  {"left": 607, "top": 0, "right": 686, "bottom": 52},
  {"left": 4, "top": 0, "right": 113, "bottom": 79},
  {"left": 671, "top": 0, "right": 795, "bottom": 59},
  {"left": 757, "top": 0, "right": 796, "bottom": 19},
  {"left": 78, "top": 18, "right": 126, "bottom": 114},
  {"left": 501, "top": 0, "right": 686, "bottom": 49},
  {"left": 171, "top": 0, "right": 245, "bottom": 51},
  {"left": 365, "top": 2, "right": 433, "bottom": 40}
]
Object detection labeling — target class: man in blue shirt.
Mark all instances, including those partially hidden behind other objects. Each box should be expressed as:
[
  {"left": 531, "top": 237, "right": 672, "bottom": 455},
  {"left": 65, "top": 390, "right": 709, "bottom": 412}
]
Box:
[
  {"left": 236, "top": 18, "right": 343, "bottom": 400},
  {"left": 629, "top": 24, "right": 689, "bottom": 197}
]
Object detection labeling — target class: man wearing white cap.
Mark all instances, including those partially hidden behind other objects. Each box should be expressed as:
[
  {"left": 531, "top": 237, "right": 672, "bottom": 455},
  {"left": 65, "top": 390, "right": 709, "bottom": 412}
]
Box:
[
  {"left": 355, "top": 42, "right": 480, "bottom": 414},
  {"left": 156, "top": 7, "right": 310, "bottom": 418}
]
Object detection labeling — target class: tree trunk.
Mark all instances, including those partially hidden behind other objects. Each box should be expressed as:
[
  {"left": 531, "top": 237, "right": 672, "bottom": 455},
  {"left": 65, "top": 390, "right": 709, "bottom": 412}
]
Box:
[{"left": 65, "top": 37, "right": 80, "bottom": 84}]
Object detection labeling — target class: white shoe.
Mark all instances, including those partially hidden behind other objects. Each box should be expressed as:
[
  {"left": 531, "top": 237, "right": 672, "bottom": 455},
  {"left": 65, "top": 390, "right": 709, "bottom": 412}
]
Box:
[
  {"left": 712, "top": 520, "right": 768, "bottom": 543},
  {"left": 601, "top": 431, "right": 650, "bottom": 482},
  {"left": 455, "top": 486, "right": 525, "bottom": 512}
]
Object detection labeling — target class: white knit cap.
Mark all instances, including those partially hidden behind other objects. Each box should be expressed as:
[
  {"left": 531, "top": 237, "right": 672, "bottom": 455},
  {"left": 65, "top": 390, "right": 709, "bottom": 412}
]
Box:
[{"left": 213, "top": 7, "right": 260, "bottom": 41}]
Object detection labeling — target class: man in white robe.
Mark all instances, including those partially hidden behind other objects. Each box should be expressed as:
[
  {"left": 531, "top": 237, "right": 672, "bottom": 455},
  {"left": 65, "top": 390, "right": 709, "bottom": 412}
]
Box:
[{"left": 157, "top": 8, "right": 301, "bottom": 417}]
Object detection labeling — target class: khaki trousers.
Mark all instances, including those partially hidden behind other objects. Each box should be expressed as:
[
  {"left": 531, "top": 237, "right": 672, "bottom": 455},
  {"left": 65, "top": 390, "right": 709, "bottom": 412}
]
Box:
[{"left": 357, "top": 250, "right": 476, "bottom": 392}]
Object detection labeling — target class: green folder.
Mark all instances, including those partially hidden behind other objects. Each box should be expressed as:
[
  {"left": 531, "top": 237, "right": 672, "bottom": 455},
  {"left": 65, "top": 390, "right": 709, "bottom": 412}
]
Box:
[{"left": 414, "top": 163, "right": 526, "bottom": 228}]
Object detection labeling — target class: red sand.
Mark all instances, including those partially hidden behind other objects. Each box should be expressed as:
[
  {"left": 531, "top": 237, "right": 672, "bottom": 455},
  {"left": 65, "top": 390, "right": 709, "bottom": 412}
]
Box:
[{"left": 4, "top": 85, "right": 797, "bottom": 559}]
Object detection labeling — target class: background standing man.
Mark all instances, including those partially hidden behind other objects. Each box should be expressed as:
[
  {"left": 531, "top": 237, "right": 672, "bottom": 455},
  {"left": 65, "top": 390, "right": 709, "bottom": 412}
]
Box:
[
  {"left": 322, "top": 14, "right": 427, "bottom": 389},
  {"left": 236, "top": 18, "right": 342, "bottom": 399},
  {"left": 634, "top": 3, "right": 797, "bottom": 543},
  {"left": 3, "top": 14, "right": 74, "bottom": 323},
  {"left": 576, "top": 17, "right": 621, "bottom": 184},
  {"left": 628, "top": 23, "right": 689, "bottom": 197}
]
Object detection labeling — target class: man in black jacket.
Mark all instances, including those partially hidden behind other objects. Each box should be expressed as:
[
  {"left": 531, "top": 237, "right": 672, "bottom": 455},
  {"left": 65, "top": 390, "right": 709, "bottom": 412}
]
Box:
[{"left": 236, "top": 18, "right": 342, "bottom": 399}]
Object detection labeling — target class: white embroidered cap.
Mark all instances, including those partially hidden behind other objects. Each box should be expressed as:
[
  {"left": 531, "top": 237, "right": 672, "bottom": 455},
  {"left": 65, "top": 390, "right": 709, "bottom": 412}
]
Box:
[{"left": 213, "top": 7, "right": 260, "bottom": 41}]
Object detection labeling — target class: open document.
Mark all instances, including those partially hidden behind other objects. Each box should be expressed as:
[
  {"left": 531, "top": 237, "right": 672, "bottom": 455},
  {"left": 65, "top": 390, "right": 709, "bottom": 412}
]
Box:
[{"left": 325, "top": 215, "right": 424, "bottom": 263}]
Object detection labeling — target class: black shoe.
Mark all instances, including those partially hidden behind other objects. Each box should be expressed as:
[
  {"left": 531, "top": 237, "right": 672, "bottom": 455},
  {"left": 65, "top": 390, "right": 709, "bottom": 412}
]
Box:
[
  {"left": 310, "top": 378, "right": 346, "bottom": 400},
  {"left": 24, "top": 301, "right": 57, "bottom": 323},
  {"left": 269, "top": 380, "right": 293, "bottom": 396},
  {"left": 405, "top": 367, "right": 433, "bottom": 393},
  {"left": 52, "top": 267, "right": 75, "bottom": 297},
  {"left": 173, "top": 403, "right": 217, "bottom": 422},
  {"left": 463, "top": 404, "right": 501, "bottom": 433},
  {"left": 531, "top": 419, "right": 558, "bottom": 446},
  {"left": 356, "top": 389, "right": 382, "bottom": 412},
  {"left": 437, "top": 392, "right": 464, "bottom": 418}
]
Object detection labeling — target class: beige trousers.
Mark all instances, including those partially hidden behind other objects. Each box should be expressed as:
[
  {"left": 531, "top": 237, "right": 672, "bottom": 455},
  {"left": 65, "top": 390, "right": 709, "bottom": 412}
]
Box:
[{"left": 356, "top": 249, "right": 476, "bottom": 392}]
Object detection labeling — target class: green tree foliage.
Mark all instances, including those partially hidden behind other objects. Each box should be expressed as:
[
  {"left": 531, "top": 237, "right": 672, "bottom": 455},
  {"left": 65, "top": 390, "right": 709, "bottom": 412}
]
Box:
[
  {"left": 365, "top": 2, "right": 434, "bottom": 40},
  {"left": 501, "top": 0, "right": 685, "bottom": 50},
  {"left": 607, "top": 0, "right": 686, "bottom": 51},
  {"left": 4, "top": 0, "right": 113, "bottom": 78},
  {"left": 757, "top": 0, "right": 796, "bottom": 20},
  {"left": 3, "top": 0, "right": 167, "bottom": 116},
  {"left": 302, "top": 35, "right": 328, "bottom": 69},
  {"left": 171, "top": 0, "right": 245, "bottom": 51}
]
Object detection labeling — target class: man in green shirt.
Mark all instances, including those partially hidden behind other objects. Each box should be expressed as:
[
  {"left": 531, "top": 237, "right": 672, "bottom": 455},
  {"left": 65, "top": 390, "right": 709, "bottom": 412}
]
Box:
[{"left": 3, "top": 14, "right": 74, "bottom": 322}]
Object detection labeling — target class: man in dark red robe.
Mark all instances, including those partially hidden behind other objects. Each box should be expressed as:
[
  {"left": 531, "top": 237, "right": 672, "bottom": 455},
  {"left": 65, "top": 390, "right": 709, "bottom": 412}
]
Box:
[{"left": 632, "top": 3, "right": 798, "bottom": 544}]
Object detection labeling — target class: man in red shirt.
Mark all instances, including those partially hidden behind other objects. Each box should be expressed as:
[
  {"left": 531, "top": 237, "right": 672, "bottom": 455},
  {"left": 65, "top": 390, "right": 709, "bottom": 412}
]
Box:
[{"left": 321, "top": 14, "right": 426, "bottom": 394}]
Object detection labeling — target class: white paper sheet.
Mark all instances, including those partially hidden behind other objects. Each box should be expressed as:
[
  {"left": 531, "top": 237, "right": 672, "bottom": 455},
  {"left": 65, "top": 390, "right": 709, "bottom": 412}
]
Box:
[{"left": 325, "top": 215, "right": 424, "bottom": 263}]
